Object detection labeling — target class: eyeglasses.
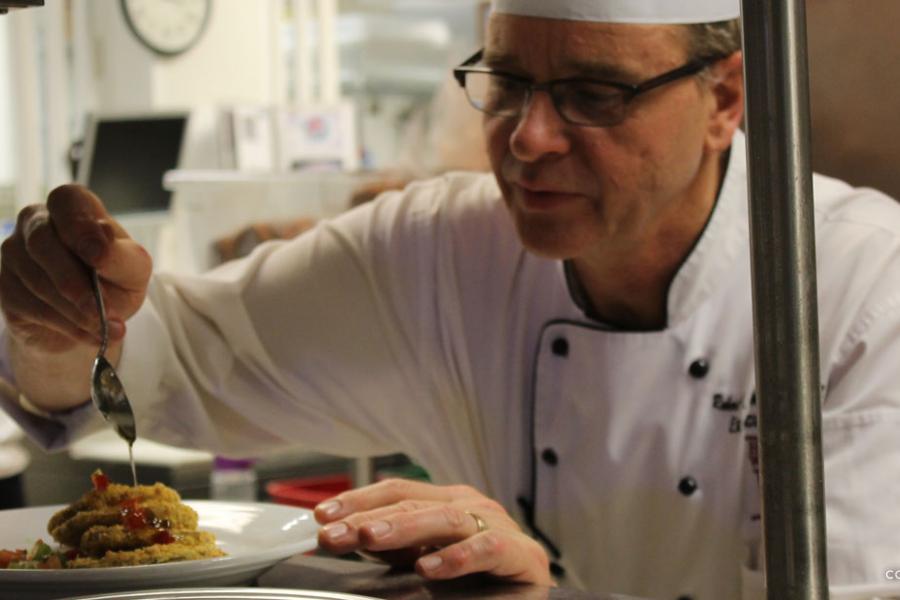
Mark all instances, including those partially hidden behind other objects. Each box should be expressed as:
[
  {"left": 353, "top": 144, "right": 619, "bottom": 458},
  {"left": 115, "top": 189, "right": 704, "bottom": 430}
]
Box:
[{"left": 453, "top": 49, "right": 725, "bottom": 128}]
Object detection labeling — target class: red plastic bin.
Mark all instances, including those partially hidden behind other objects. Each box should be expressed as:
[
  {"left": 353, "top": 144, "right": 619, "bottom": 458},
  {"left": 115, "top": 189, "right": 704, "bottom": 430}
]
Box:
[{"left": 266, "top": 474, "right": 352, "bottom": 510}]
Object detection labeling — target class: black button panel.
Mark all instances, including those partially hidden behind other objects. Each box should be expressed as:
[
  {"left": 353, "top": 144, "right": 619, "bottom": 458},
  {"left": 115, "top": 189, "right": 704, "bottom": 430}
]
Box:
[
  {"left": 688, "top": 358, "right": 709, "bottom": 378},
  {"left": 678, "top": 476, "right": 699, "bottom": 496},
  {"left": 551, "top": 337, "right": 569, "bottom": 357},
  {"left": 541, "top": 448, "right": 559, "bottom": 466}
]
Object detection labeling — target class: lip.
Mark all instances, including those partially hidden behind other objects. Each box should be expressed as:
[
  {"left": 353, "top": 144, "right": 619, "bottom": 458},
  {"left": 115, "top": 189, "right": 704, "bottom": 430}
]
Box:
[{"left": 513, "top": 183, "right": 582, "bottom": 211}]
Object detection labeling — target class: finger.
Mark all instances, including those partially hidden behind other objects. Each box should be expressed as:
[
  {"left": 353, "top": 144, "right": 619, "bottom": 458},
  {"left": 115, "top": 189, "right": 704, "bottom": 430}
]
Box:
[
  {"left": 20, "top": 205, "right": 99, "bottom": 312},
  {"left": 96, "top": 237, "right": 153, "bottom": 296},
  {"left": 356, "top": 504, "right": 487, "bottom": 552},
  {"left": 45, "top": 184, "right": 116, "bottom": 267},
  {"left": 47, "top": 185, "right": 152, "bottom": 295},
  {"left": 317, "top": 499, "right": 439, "bottom": 554},
  {"left": 315, "top": 479, "right": 482, "bottom": 523},
  {"left": 0, "top": 270, "right": 97, "bottom": 349},
  {"left": 3, "top": 232, "right": 100, "bottom": 333},
  {"left": 415, "top": 530, "right": 554, "bottom": 586},
  {"left": 43, "top": 186, "right": 151, "bottom": 317}
]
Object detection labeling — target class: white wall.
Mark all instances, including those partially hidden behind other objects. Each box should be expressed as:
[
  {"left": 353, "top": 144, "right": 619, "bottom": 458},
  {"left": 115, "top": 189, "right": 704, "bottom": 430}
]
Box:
[
  {"left": 87, "top": 0, "right": 154, "bottom": 113},
  {"left": 151, "top": 1, "right": 279, "bottom": 109},
  {"left": 86, "top": 0, "right": 277, "bottom": 112},
  {"left": 0, "top": 16, "right": 13, "bottom": 185},
  {"left": 7, "top": 7, "right": 58, "bottom": 206}
]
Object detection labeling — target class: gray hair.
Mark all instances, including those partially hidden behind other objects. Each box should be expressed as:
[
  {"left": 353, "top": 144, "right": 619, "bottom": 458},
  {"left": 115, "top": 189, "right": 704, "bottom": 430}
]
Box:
[{"left": 683, "top": 19, "right": 742, "bottom": 60}]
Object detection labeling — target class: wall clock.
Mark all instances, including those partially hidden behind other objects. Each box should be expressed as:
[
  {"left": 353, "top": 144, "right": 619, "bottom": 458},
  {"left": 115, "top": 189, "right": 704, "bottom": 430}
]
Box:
[{"left": 121, "top": 0, "right": 212, "bottom": 57}]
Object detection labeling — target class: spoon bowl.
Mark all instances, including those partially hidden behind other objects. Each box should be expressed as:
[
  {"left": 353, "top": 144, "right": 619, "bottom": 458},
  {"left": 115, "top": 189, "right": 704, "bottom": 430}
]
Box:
[{"left": 90, "top": 354, "right": 137, "bottom": 444}]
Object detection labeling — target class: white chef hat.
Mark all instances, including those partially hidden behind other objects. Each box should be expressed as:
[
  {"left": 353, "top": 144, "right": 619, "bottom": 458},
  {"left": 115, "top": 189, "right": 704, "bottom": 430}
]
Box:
[{"left": 491, "top": 0, "right": 740, "bottom": 24}]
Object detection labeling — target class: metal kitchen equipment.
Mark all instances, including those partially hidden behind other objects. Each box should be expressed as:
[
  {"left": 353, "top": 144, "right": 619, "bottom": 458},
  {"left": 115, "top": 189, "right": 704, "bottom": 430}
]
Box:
[{"left": 741, "top": 0, "right": 830, "bottom": 598}]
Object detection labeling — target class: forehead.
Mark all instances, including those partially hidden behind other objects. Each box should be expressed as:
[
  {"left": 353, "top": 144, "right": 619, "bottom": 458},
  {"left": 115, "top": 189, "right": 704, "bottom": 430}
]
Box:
[{"left": 484, "top": 14, "right": 690, "bottom": 78}]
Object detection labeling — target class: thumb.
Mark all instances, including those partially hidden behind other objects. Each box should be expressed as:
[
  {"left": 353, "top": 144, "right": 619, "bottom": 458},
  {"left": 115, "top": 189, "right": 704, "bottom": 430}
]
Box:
[{"left": 46, "top": 184, "right": 118, "bottom": 268}]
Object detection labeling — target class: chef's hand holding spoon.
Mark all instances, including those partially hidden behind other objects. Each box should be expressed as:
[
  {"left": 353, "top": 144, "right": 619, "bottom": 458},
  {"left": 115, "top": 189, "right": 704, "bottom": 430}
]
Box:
[
  {"left": 315, "top": 478, "right": 555, "bottom": 586},
  {"left": 0, "top": 184, "right": 152, "bottom": 412}
]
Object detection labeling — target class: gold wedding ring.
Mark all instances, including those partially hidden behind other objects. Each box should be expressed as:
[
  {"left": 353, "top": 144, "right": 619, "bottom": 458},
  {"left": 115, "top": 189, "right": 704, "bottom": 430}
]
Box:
[{"left": 465, "top": 510, "right": 489, "bottom": 534}]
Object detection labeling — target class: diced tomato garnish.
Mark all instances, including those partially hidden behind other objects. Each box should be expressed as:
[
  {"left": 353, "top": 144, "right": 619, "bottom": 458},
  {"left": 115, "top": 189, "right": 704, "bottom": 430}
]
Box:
[
  {"left": 123, "top": 510, "right": 147, "bottom": 529},
  {"left": 0, "top": 549, "right": 26, "bottom": 569},
  {"left": 120, "top": 497, "right": 149, "bottom": 530},
  {"left": 39, "top": 555, "right": 62, "bottom": 569},
  {"left": 91, "top": 470, "right": 109, "bottom": 492},
  {"left": 152, "top": 530, "right": 176, "bottom": 545}
]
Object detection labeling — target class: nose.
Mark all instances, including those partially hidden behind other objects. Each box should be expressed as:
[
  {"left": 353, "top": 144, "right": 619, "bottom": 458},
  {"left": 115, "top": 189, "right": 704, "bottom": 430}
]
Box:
[{"left": 508, "top": 90, "right": 572, "bottom": 162}]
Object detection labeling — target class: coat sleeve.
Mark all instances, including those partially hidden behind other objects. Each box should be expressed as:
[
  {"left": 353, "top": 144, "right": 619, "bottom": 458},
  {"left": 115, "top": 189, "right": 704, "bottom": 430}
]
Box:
[
  {"left": 113, "top": 176, "right": 478, "bottom": 462},
  {"left": 820, "top": 277, "right": 900, "bottom": 595}
]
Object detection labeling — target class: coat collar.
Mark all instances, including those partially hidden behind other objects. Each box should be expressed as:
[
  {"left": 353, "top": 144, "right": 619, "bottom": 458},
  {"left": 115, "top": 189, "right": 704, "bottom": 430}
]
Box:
[
  {"left": 559, "top": 130, "right": 750, "bottom": 329},
  {"left": 666, "top": 130, "right": 750, "bottom": 326}
]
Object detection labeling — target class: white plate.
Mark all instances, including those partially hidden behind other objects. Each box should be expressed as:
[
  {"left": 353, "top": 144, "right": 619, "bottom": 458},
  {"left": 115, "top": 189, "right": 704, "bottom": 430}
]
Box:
[
  {"left": 68, "top": 589, "right": 378, "bottom": 600},
  {"left": 0, "top": 501, "right": 318, "bottom": 600}
]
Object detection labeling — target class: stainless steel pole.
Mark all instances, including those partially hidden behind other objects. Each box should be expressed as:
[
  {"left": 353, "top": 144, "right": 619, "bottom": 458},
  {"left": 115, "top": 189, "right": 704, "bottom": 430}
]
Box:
[{"left": 740, "top": 0, "right": 830, "bottom": 598}]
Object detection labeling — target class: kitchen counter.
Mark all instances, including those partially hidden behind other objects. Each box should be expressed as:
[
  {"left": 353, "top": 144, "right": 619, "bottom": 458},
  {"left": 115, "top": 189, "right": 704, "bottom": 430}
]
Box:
[{"left": 258, "top": 554, "right": 645, "bottom": 600}]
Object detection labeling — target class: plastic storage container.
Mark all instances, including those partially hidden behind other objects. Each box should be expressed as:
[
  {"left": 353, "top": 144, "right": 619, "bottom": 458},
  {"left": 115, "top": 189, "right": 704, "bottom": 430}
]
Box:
[
  {"left": 265, "top": 474, "right": 352, "bottom": 509},
  {"left": 210, "top": 457, "right": 258, "bottom": 501}
]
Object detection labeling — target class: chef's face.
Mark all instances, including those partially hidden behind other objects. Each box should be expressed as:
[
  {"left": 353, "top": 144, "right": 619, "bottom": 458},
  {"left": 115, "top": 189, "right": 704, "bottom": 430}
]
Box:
[{"left": 483, "top": 15, "right": 738, "bottom": 260}]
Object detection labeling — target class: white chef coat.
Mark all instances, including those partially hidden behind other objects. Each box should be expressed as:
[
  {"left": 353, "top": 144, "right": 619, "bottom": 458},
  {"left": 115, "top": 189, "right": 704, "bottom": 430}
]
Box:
[
  {"left": 0, "top": 313, "right": 30, "bottom": 481},
  {"left": 0, "top": 411, "right": 28, "bottom": 480},
  {"left": 3, "top": 131, "right": 900, "bottom": 600}
]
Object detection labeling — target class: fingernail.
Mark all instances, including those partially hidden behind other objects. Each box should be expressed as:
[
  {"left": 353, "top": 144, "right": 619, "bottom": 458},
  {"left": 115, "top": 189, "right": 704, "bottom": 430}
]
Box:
[
  {"left": 322, "top": 522, "right": 349, "bottom": 540},
  {"left": 78, "top": 239, "right": 104, "bottom": 263},
  {"left": 108, "top": 319, "right": 125, "bottom": 340},
  {"left": 365, "top": 520, "right": 391, "bottom": 538},
  {"left": 317, "top": 500, "right": 343, "bottom": 518},
  {"left": 419, "top": 555, "right": 443, "bottom": 571}
]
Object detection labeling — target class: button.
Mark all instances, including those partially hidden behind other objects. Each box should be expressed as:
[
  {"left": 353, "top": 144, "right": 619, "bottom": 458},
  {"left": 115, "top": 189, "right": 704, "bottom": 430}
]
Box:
[
  {"left": 688, "top": 358, "right": 709, "bottom": 378},
  {"left": 550, "top": 561, "right": 566, "bottom": 577},
  {"left": 678, "top": 476, "right": 698, "bottom": 496},
  {"left": 551, "top": 337, "right": 569, "bottom": 357},
  {"left": 541, "top": 448, "right": 559, "bottom": 466}
]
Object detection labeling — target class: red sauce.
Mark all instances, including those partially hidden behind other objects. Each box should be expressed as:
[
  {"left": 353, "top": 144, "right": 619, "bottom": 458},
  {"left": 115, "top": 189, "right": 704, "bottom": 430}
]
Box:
[
  {"left": 152, "top": 530, "right": 176, "bottom": 545},
  {"left": 120, "top": 498, "right": 149, "bottom": 530},
  {"left": 91, "top": 471, "right": 109, "bottom": 492},
  {"left": 119, "top": 497, "right": 175, "bottom": 544}
]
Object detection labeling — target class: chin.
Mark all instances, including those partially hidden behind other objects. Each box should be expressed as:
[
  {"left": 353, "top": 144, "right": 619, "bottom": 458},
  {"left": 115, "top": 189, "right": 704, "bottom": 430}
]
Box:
[{"left": 512, "top": 213, "right": 592, "bottom": 260}]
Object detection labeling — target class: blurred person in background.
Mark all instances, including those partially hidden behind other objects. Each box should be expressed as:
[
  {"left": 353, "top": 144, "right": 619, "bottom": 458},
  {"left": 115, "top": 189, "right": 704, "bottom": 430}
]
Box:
[{"left": 3, "top": 1, "right": 900, "bottom": 599}]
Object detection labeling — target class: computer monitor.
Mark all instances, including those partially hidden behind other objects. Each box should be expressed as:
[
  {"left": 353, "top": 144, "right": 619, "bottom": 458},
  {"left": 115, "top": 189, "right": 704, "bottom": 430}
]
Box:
[{"left": 77, "top": 113, "right": 188, "bottom": 215}]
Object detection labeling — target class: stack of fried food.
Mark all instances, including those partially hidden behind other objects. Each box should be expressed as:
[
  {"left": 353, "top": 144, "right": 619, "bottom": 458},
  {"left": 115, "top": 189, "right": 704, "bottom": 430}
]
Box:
[{"left": 47, "top": 471, "right": 225, "bottom": 567}]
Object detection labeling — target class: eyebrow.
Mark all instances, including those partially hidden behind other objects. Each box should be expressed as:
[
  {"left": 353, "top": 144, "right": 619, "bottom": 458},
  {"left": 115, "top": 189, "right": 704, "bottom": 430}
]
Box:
[{"left": 483, "top": 52, "right": 640, "bottom": 82}]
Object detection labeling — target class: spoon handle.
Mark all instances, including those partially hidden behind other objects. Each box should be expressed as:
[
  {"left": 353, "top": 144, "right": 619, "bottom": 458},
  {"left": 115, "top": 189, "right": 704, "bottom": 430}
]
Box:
[{"left": 90, "top": 269, "right": 109, "bottom": 357}]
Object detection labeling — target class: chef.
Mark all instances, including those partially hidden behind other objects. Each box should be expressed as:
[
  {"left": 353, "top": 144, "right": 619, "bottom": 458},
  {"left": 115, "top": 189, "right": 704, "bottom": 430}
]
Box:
[{"left": 2, "top": 0, "right": 900, "bottom": 598}]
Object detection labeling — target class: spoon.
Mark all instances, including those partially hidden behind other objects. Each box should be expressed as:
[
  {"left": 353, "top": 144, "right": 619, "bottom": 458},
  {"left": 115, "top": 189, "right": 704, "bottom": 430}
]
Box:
[{"left": 89, "top": 268, "right": 138, "bottom": 486}]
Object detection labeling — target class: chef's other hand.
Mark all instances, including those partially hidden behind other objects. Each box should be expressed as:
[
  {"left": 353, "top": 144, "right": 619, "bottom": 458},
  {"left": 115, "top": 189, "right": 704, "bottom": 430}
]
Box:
[
  {"left": 0, "top": 184, "right": 152, "bottom": 354},
  {"left": 314, "top": 478, "right": 554, "bottom": 586}
]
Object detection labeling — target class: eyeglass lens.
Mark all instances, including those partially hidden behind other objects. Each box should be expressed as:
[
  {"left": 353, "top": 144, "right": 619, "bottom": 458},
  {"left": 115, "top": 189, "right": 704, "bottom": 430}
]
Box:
[{"left": 462, "top": 72, "right": 628, "bottom": 126}]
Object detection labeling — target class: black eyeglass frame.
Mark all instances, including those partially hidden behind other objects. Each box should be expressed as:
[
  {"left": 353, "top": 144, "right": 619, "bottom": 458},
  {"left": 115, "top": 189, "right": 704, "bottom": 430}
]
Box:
[{"left": 452, "top": 48, "right": 728, "bottom": 127}]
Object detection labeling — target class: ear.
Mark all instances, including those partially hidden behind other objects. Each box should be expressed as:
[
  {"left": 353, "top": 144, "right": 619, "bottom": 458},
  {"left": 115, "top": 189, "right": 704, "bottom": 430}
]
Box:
[{"left": 704, "top": 51, "right": 745, "bottom": 152}]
